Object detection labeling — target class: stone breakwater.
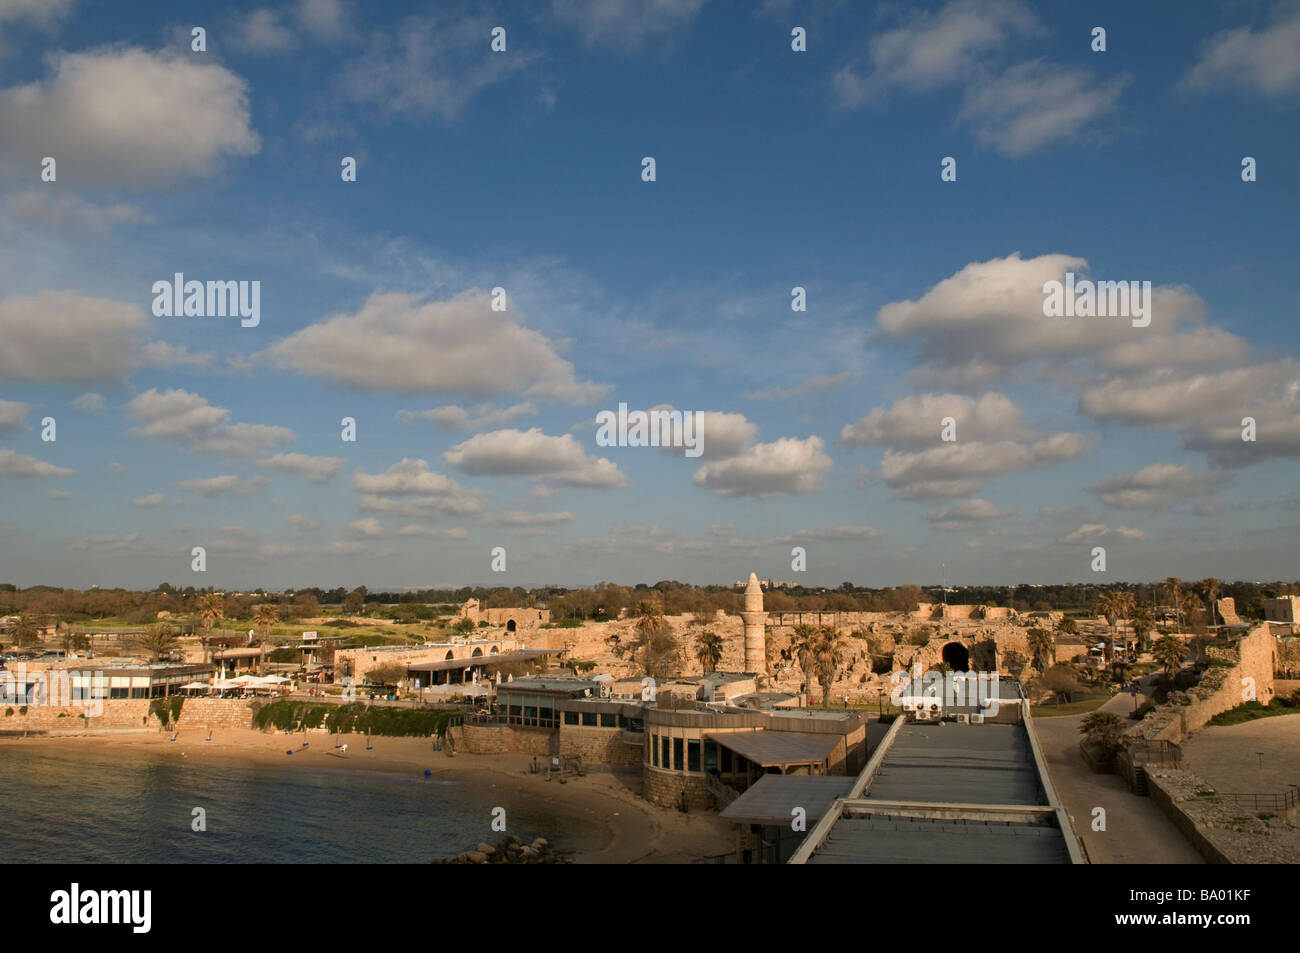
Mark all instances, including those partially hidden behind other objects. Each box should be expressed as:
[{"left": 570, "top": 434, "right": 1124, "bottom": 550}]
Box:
[{"left": 436, "top": 835, "right": 569, "bottom": 864}]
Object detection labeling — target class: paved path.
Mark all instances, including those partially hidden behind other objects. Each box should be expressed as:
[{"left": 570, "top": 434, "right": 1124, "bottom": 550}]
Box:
[{"left": 1032, "top": 689, "right": 1203, "bottom": 864}]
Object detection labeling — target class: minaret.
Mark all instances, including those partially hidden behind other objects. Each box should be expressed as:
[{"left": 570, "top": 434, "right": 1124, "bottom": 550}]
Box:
[{"left": 740, "top": 572, "right": 768, "bottom": 675}]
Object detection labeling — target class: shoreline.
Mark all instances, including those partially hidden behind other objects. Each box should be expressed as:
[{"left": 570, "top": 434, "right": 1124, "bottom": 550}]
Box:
[{"left": 0, "top": 727, "right": 733, "bottom": 864}]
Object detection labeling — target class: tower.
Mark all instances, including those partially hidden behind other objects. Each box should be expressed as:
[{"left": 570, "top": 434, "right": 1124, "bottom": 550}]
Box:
[{"left": 740, "top": 572, "right": 768, "bottom": 674}]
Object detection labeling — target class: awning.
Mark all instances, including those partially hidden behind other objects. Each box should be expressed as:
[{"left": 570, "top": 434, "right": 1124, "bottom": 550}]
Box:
[
  {"left": 705, "top": 730, "right": 842, "bottom": 767},
  {"left": 719, "top": 774, "right": 855, "bottom": 826}
]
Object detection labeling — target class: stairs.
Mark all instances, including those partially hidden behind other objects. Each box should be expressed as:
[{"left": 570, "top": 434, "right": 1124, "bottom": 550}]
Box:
[{"left": 1132, "top": 766, "right": 1149, "bottom": 796}]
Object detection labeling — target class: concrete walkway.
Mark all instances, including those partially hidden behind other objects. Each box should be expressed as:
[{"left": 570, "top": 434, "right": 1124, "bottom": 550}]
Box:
[{"left": 1032, "top": 689, "right": 1203, "bottom": 864}]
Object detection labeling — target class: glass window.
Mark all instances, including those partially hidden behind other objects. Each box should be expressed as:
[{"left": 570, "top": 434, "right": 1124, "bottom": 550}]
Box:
[
  {"left": 704, "top": 741, "right": 718, "bottom": 774},
  {"left": 721, "top": 746, "right": 733, "bottom": 774},
  {"left": 661, "top": 736, "right": 670, "bottom": 770},
  {"left": 110, "top": 687, "right": 128, "bottom": 699},
  {"left": 564, "top": 711, "right": 579, "bottom": 726},
  {"left": 599, "top": 713, "right": 616, "bottom": 728},
  {"left": 688, "top": 739, "right": 701, "bottom": 772},
  {"left": 581, "top": 712, "right": 597, "bottom": 727},
  {"left": 673, "top": 738, "right": 683, "bottom": 773},
  {"left": 651, "top": 734, "right": 658, "bottom": 767}
]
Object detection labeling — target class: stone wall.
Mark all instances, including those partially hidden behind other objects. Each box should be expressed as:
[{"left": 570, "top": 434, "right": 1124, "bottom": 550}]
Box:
[
  {"left": 1127, "top": 626, "right": 1277, "bottom": 746},
  {"left": 643, "top": 764, "right": 711, "bottom": 809},
  {"left": 558, "top": 725, "right": 645, "bottom": 766},
  {"left": 0, "top": 697, "right": 254, "bottom": 732},
  {"left": 1146, "top": 767, "right": 1299, "bottom": 864},
  {"left": 458, "top": 722, "right": 552, "bottom": 755}
]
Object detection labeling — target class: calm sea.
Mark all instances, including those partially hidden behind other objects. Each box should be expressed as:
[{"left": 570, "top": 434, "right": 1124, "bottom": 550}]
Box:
[{"left": 0, "top": 746, "right": 596, "bottom": 863}]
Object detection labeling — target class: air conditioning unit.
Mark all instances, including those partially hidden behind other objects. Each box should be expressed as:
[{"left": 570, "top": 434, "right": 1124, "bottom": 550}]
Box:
[
  {"left": 955, "top": 713, "right": 970, "bottom": 724},
  {"left": 599, "top": 684, "right": 611, "bottom": 698},
  {"left": 970, "top": 713, "right": 985, "bottom": 725}
]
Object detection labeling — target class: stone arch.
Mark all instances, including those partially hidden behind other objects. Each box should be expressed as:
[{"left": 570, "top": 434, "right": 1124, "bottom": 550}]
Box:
[
  {"left": 506, "top": 619, "right": 517, "bottom": 633},
  {"left": 941, "top": 641, "right": 970, "bottom": 672},
  {"left": 445, "top": 650, "right": 454, "bottom": 660},
  {"left": 490, "top": 645, "right": 499, "bottom": 654},
  {"left": 472, "top": 647, "right": 484, "bottom": 657}
]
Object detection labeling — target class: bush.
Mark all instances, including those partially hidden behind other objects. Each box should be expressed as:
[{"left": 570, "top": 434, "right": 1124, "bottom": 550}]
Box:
[
  {"left": 4, "top": 707, "right": 11, "bottom": 716},
  {"left": 252, "top": 700, "right": 460, "bottom": 737}
]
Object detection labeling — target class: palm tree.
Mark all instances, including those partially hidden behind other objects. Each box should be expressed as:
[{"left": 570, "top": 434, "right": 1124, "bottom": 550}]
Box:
[
  {"left": 1095, "top": 591, "right": 1134, "bottom": 659},
  {"left": 1079, "top": 711, "right": 1125, "bottom": 758},
  {"left": 1057, "top": 617, "right": 1079, "bottom": 637},
  {"left": 632, "top": 600, "right": 676, "bottom": 677},
  {"left": 812, "top": 625, "right": 847, "bottom": 709},
  {"left": 1199, "top": 578, "right": 1222, "bottom": 628},
  {"left": 60, "top": 628, "right": 90, "bottom": 655},
  {"left": 135, "top": 621, "right": 179, "bottom": 663},
  {"left": 1027, "top": 627, "right": 1055, "bottom": 674},
  {"left": 1152, "top": 635, "right": 1186, "bottom": 684},
  {"left": 1164, "top": 577, "right": 1183, "bottom": 630},
  {"left": 1130, "top": 605, "right": 1155, "bottom": 653},
  {"left": 252, "top": 603, "right": 279, "bottom": 643},
  {"left": 789, "top": 624, "right": 818, "bottom": 693},
  {"left": 195, "top": 593, "right": 224, "bottom": 638},
  {"left": 694, "top": 630, "right": 723, "bottom": 674},
  {"left": 9, "top": 612, "right": 41, "bottom": 649}
]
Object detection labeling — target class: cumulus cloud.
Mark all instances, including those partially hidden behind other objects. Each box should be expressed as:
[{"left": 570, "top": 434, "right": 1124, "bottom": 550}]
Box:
[
  {"left": 491, "top": 510, "right": 575, "bottom": 528},
  {"left": 833, "top": 0, "right": 1036, "bottom": 105},
  {"left": 1089, "top": 463, "right": 1229, "bottom": 510},
  {"left": 0, "top": 448, "right": 72, "bottom": 477},
  {"left": 1182, "top": 1, "right": 1300, "bottom": 97},
  {"left": 0, "top": 47, "right": 259, "bottom": 186},
  {"left": 3, "top": 189, "right": 152, "bottom": 239},
  {"left": 958, "top": 61, "right": 1129, "bottom": 157},
  {"left": 258, "top": 452, "right": 345, "bottom": 483},
  {"left": 444, "top": 428, "right": 628, "bottom": 488},
  {"left": 926, "top": 498, "right": 1016, "bottom": 528},
  {"left": 352, "top": 459, "right": 485, "bottom": 517},
  {"left": 840, "top": 392, "right": 1026, "bottom": 449},
  {"left": 177, "top": 475, "right": 270, "bottom": 497},
  {"left": 551, "top": 0, "right": 707, "bottom": 51},
  {"left": 0, "top": 292, "right": 145, "bottom": 383},
  {"left": 879, "top": 434, "right": 1091, "bottom": 500},
  {"left": 0, "top": 398, "right": 27, "bottom": 431},
  {"left": 139, "top": 341, "right": 214, "bottom": 369},
  {"left": 692, "top": 435, "right": 833, "bottom": 498},
  {"left": 232, "top": 8, "right": 299, "bottom": 53},
  {"left": 72, "top": 392, "right": 105, "bottom": 413},
  {"left": 127, "top": 389, "right": 294, "bottom": 456},
  {"left": 132, "top": 492, "right": 166, "bottom": 506},
  {"left": 398, "top": 402, "right": 538, "bottom": 432},
  {"left": 266, "top": 290, "right": 604, "bottom": 403},
  {"left": 1063, "top": 523, "right": 1146, "bottom": 542}
]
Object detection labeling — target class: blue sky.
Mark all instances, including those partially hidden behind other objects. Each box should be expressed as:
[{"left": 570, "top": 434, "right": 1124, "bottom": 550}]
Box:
[{"left": 0, "top": 0, "right": 1297, "bottom": 591}]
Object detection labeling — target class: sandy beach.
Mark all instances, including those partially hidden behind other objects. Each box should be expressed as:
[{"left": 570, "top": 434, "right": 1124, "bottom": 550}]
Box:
[{"left": 0, "top": 727, "right": 733, "bottom": 864}]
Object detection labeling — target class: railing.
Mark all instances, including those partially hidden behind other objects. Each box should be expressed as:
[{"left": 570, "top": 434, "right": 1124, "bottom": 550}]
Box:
[
  {"left": 1215, "top": 789, "right": 1299, "bottom": 813},
  {"left": 1128, "top": 739, "right": 1182, "bottom": 764}
]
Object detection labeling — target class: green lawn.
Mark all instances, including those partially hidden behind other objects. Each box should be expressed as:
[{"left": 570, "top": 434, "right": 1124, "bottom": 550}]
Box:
[{"left": 1206, "top": 699, "right": 1300, "bottom": 726}]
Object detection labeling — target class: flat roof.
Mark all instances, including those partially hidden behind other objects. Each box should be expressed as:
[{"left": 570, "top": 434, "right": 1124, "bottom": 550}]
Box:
[
  {"left": 865, "top": 723, "right": 1046, "bottom": 806},
  {"left": 719, "top": 775, "right": 854, "bottom": 826},
  {"left": 806, "top": 813, "right": 1070, "bottom": 864},
  {"left": 705, "top": 729, "right": 842, "bottom": 766},
  {"left": 495, "top": 676, "right": 600, "bottom": 694},
  {"left": 405, "top": 649, "right": 558, "bottom": 673}
]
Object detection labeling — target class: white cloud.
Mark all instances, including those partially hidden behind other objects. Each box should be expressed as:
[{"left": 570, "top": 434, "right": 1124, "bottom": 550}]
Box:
[
  {"left": 287, "top": 513, "right": 322, "bottom": 532},
  {"left": 132, "top": 492, "right": 166, "bottom": 506},
  {"left": 1063, "top": 523, "right": 1146, "bottom": 542},
  {"left": 258, "top": 452, "right": 345, "bottom": 483},
  {"left": 958, "top": 61, "right": 1129, "bottom": 157},
  {"left": 745, "top": 371, "right": 854, "bottom": 402},
  {"left": 0, "top": 292, "right": 145, "bottom": 382},
  {"left": 1090, "top": 463, "right": 1229, "bottom": 510},
  {"left": 72, "top": 392, "right": 104, "bottom": 413},
  {"left": 139, "top": 341, "right": 214, "bottom": 369},
  {"left": 233, "top": 8, "right": 299, "bottom": 53},
  {"left": 926, "top": 498, "right": 1016, "bottom": 527},
  {"left": 398, "top": 402, "right": 538, "bottom": 431},
  {"left": 879, "top": 434, "right": 1091, "bottom": 500},
  {"left": 840, "top": 392, "right": 1026, "bottom": 449},
  {"left": 444, "top": 428, "right": 628, "bottom": 488},
  {"left": 833, "top": 0, "right": 1036, "bottom": 105},
  {"left": 492, "top": 510, "right": 576, "bottom": 528},
  {"left": 3, "top": 189, "right": 152, "bottom": 239},
  {"left": 350, "top": 517, "right": 385, "bottom": 537},
  {"left": 1183, "top": 2, "right": 1300, "bottom": 97},
  {"left": 551, "top": 0, "right": 707, "bottom": 51},
  {"left": 0, "top": 47, "right": 259, "bottom": 187},
  {"left": 0, "top": 0, "right": 77, "bottom": 26},
  {"left": 177, "top": 475, "right": 270, "bottom": 497},
  {"left": 0, "top": 448, "right": 73, "bottom": 477},
  {"left": 297, "top": 0, "right": 350, "bottom": 38},
  {"left": 352, "top": 459, "right": 485, "bottom": 517},
  {"left": 47, "top": 488, "right": 70, "bottom": 499},
  {"left": 693, "top": 435, "right": 832, "bottom": 498},
  {"left": 266, "top": 290, "right": 604, "bottom": 403},
  {"left": 127, "top": 389, "right": 294, "bottom": 456},
  {"left": 0, "top": 398, "right": 26, "bottom": 431}
]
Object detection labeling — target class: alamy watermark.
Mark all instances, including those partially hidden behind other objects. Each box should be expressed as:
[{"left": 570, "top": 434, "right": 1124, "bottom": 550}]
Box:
[
  {"left": 1042, "top": 272, "right": 1151, "bottom": 328},
  {"left": 152, "top": 273, "right": 260, "bottom": 327},
  {"left": 889, "top": 667, "right": 1002, "bottom": 716},
  {"left": 595, "top": 403, "right": 703, "bottom": 457},
  {"left": 0, "top": 666, "right": 105, "bottom": 717}
]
